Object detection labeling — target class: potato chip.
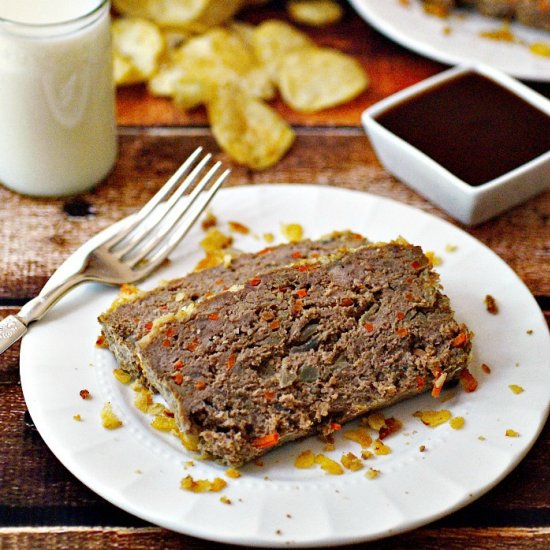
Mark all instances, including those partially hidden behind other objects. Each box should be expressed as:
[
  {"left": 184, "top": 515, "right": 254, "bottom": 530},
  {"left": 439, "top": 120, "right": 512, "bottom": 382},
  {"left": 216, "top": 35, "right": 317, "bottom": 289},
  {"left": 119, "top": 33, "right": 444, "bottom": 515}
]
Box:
[
  {"left": 113, "top": 0, "right": 210, "bottom": 27},
  {"left": 147, "top": 61, "right": 187, "bottom": 96},
  {"left": 241, "top": 67, "right": 276, "bottom": 101},
  {"left": 112, "top": 17, "right": 165, "bottom": 85},
  {"left": 190, "top": 0, "right": 247, "bottom": 32},
  {"left": 287, "top": 0, "right": 343, "bottom": 27},
  {"left": 113, "top": 51, "right": 140, "bottom": 86},
  {"left": 187, "top": 27, "right": 254, "bottom": 70},
  {"left": 161, "top": 27, "right": 191, "bottom": 49},
  {"left": 229, "top": 21, "right": 256, "bottom": 47},
  {"left": 278, "top": 46, "right": 368, "bottom": 112},
  {"left": 173, "top": 78, "right": 213, "bottom": 110},
  {"left": 208, "top": 85, "right": 295, "bottom": 170},
  {"left": 150, "top": 61, "right": 273, "bottom": 104},
  {"left": 252, "top": 19, "right": 314, "bottom": 76},
  {"left": 152, "top": 27, "right": 274, "bottom": 103},
  {"left": 113, "top": 0, "right": 251, "bottom": 30}
]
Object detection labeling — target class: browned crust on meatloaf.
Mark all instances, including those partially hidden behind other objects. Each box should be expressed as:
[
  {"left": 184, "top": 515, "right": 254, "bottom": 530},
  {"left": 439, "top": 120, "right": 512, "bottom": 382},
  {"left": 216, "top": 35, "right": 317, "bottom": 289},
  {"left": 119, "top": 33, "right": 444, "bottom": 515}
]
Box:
[
  {"left": 422, "top": 0, "right": 550, "bottom": 29},
  {"left": 136, "top": 242, "right": 472, "bottom": 467},
  {"left": 98, "top": 232, "right": 369, "bottom": 381}
]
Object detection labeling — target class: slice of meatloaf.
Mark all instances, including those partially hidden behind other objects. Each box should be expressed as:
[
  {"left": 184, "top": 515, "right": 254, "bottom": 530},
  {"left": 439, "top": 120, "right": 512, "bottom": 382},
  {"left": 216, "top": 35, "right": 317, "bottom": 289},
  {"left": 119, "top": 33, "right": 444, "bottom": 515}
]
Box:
[
  {"left": 99, "top": 231, "right": 368, "bottom": 380},
  {"left": 136, "top": 242, "right": 472, "bottom": 466}
]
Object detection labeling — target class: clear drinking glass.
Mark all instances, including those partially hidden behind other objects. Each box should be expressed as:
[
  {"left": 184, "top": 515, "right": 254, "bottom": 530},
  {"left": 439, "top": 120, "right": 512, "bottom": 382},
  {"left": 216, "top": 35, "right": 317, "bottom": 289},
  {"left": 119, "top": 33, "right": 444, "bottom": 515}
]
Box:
[{"left": 0, "top": 0, "right": 117, "bottom": 197}]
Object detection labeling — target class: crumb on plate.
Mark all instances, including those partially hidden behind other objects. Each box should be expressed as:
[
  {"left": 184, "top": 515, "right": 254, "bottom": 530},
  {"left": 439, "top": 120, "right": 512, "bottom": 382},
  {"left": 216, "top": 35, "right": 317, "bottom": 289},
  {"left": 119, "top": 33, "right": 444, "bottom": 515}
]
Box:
[
  {"left": 509, "top": 384, "right": 524, "bottom": 394},
  {"left": 484, "top": 294, "right": 498, "bottom": 314},
  {"left": 413, "top": 409, "right": 451, "bottom": 427},
  {"left": 180, "top": 475, "right": 227, "bottom": 493},
  {"left": 294, "top": 449, "right": 315, "bottom": 469},
  {"left": 113, "top": 368, "right": 132, "bottom": 385},
  {"left": 365, "top": 468, "right": 380, "bottom": 480},
  {"left": 281, "top": 223, "right": 303, "bottom": 243},
  {"left": 341, "top": 452, "right": 363, "bottom": 471},
  {"left": 100, "top": 402, "right": 123, "bottom": 429},
  {"left": 450, "top": 416, "right": 465, "bottom": 430},
  {"left": 315, "top": 453, "right": 343, "bottom": 475}
]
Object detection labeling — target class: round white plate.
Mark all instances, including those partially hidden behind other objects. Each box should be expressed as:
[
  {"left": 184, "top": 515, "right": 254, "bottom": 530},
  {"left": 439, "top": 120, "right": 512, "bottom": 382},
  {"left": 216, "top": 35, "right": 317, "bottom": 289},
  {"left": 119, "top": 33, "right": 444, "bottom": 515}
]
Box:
[
  {"left": 20, "top": 185, "right": 550, "bottom": 547},
  {"left": 348, "top": 0, "right": 550, "bottom": 81}
]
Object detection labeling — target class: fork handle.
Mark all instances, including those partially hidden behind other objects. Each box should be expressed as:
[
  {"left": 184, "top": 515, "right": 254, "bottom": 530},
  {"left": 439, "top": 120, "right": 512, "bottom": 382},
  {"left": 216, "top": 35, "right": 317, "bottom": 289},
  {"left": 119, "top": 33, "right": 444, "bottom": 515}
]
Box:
[
  {"left": 0, "top": 273, "right": 87, "bottom": 355},
  {"left": 18, "top": 272, "right": 88, "bottom": 325},
  {"left": 0, "top": 315, "right": 28, "bottom": 354}
]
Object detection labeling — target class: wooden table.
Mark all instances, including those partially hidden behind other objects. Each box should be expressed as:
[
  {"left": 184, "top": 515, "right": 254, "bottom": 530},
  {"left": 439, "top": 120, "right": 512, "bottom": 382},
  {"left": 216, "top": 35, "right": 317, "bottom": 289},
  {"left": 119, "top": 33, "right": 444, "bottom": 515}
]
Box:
[{"left": 1, "top": 2, "right": 549, "bottom": 548}]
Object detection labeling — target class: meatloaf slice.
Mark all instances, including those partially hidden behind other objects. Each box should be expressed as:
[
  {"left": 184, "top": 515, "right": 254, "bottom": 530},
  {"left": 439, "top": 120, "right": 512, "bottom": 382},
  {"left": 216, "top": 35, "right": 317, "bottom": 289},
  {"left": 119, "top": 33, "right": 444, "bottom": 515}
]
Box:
[
  {"left": 99, "top": 231, "right": 368, "bottom": 380},
  {"left": 136, "top": 242, "right": 472, "bottom": 466}
]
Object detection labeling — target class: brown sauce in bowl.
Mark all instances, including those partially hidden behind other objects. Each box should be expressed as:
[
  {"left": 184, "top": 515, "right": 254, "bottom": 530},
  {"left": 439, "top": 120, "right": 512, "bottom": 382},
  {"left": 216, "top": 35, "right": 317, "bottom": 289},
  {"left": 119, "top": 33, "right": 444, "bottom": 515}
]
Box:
[{"left": 375, "top": 72, "right": 550, "bottom": 186}]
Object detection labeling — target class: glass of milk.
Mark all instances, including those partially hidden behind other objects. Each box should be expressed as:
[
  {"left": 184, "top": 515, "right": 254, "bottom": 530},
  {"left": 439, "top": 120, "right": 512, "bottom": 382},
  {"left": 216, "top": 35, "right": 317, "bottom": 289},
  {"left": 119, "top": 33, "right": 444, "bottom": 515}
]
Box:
[{"left": 0, "top": 0, "right": 117, "bottom": 197}]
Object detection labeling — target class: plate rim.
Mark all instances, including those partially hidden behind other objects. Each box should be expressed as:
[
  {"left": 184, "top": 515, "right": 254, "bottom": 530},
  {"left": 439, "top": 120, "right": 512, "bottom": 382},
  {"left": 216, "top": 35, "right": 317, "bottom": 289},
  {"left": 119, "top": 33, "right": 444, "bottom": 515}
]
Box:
[{"left": 347, "top": 0, "right": 550, "bottom": 82}]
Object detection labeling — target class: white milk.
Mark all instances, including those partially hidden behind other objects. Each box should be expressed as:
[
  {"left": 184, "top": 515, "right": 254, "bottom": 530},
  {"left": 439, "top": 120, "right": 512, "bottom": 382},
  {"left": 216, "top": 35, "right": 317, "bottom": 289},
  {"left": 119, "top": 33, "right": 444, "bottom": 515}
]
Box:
[{"left": 0, "top": 0, "right": 117, "bottom": 196}]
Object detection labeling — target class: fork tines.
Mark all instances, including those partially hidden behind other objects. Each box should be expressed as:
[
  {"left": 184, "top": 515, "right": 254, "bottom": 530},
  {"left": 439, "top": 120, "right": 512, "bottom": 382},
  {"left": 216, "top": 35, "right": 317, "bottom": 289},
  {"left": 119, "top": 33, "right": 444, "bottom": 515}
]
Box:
[{"left": 107, "top": 147, "right": 230, "bottom": 270}]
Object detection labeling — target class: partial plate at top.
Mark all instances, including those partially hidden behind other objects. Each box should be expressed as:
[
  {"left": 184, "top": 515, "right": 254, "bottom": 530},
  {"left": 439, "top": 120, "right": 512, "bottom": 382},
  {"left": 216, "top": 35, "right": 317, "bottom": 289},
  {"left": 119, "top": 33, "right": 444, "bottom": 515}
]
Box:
[{"left": 348, "top": 0, "right": 550, "bottom": 81}]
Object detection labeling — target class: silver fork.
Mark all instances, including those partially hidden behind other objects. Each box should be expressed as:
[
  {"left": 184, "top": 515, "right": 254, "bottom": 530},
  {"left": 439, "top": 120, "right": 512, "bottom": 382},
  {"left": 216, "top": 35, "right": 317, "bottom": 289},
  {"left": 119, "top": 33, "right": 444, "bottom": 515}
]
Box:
[{"left": 0, "top": 147, "right": 230, "bottom": 354}]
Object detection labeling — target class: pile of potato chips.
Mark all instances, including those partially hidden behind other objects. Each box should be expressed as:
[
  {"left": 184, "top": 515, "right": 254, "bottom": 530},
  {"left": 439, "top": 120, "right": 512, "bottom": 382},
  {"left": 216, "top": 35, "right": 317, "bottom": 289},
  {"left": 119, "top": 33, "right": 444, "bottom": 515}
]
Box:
[{"left": 112, "top": 0, "right": 369, "bottom": 169}]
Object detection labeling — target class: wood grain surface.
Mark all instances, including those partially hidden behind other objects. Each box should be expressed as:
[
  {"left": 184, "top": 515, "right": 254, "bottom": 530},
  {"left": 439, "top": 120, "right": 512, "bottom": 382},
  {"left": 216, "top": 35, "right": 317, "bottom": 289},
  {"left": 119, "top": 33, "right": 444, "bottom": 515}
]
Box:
[
  {"left": 1, "top": 129, "right": 549, "bottom": 300},
  {"left": 0, "top": 1, "right": 548, "bottom": 549},
  {"left": 0, "top": 527, "right": 549, "bottom": 550}
]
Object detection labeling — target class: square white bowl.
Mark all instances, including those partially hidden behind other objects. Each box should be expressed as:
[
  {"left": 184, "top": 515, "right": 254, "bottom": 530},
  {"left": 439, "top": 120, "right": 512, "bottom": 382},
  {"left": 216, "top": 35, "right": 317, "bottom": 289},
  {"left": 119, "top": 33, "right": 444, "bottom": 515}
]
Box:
[{"left": 362, "top": 64, "right": 550, "bottom": 225}]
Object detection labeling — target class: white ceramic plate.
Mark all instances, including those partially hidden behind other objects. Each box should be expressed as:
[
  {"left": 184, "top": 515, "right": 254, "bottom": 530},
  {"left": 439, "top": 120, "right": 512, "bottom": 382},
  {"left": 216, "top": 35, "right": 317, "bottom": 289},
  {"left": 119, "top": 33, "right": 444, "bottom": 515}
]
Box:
[
  {"left": 348, "top": 0, "right": 550, "bottom": 81},
  {"left": 20, "top": 185, "right": 550, "bottom": 547}
]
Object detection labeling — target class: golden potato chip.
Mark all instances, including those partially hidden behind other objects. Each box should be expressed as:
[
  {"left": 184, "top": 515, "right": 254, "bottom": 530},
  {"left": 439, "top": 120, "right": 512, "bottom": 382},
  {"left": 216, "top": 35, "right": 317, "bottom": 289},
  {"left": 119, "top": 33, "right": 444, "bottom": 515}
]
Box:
[
  {"left": 112, "top": 17, "right": 165, "bottom": 84},
  {"left": 113, "top": 0, "right": 247, "bottom": 30},
  {"left": 113, "top": 51, "right": 140, "bottom": 86},
  {"left": 161, "top": 27, "right": 191, "bottom": 49},
  {"left": 113, "top": 0, "right": 209, "bottom": 27},
  {"left": 174, "top": 27, "right": 256, "bottom": 75},
  {"left": 208, "top": 85, "right": 295, "bottom": 170},
  {"left": 287, "top": 0, "right": 343, "bottom": 27},
  {"left": 241, "top": 67, "right": 276, "bottom": 101},
  {"left": 229, "top": 21, "right": 256, "bottom": 47},
  {"left": 278, "top": 47, "right": 368, "bottom": 112},
  {"left": 147, "top": 61, "right": 187, "bottom": 96},
  {"left": 150, "top": 62, "right": 273, "bottom": 104},
  {"left": 152, "top": 27, "right": 274, "bottom": 104},
  {"left": 190, "top": 0, "right": 247, "bottom": 32},
  {"left": 252, "top": 19, "right": 314, "bottom": 76},
  {"left": 173, "top": 78, "right": 213, "bottom": 110}
]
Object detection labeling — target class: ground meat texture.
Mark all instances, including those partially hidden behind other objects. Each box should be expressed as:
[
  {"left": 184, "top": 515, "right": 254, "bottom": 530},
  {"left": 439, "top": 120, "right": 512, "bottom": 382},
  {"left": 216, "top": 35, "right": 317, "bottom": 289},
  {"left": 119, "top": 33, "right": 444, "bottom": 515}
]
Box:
[
  {"left": 516, "top": 0, "right": 550, "bottom": 30},
  {"left": 98, "top": 232, "right": 368, "bottom": 380},
  {"left": 422, "top": 0, "right": 550, "bottom": 29},
  {"left": 137, "top": 243, "right": 472, "bottom": 466}
]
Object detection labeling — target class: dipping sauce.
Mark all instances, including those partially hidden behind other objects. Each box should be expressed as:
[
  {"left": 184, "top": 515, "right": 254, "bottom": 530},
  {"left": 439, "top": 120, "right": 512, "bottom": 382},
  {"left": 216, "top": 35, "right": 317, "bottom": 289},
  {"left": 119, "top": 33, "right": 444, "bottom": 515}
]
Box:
[{"left": 375, "top": 72, "right": 550, "bottom": 186}]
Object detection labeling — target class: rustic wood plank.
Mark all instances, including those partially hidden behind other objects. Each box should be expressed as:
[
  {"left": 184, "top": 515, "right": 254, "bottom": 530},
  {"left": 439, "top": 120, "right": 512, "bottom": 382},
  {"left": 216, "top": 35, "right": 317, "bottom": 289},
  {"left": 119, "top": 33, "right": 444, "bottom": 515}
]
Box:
[
  {"left": 0, "top": 526, "right": 548, "bottom": 550},
  {"left": 1, "top": 380, "right": 548, "bottom": 512},
  {"left": 2, "top": 2, "right": 549, "bottom": 546},
  {"left": 0, "top": 130, "right": 548, "bottom": 300},
  {"left": 0, "top": 385, "right": 104, "bottom": 509},
  {"left": 115, "top": 1, "right": 550, "bottom": 127},
  {"left": 0, "top": 308, "right": 20, "bottom": 384}
]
